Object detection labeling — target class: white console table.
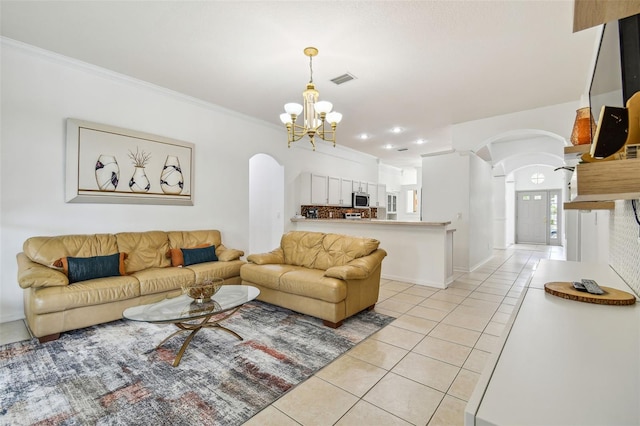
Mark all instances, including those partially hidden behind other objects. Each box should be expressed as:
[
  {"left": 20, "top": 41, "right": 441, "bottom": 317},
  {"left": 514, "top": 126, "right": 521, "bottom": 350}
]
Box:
[{"left": 465, "top": 260, "right": 640, "bottom": 426}]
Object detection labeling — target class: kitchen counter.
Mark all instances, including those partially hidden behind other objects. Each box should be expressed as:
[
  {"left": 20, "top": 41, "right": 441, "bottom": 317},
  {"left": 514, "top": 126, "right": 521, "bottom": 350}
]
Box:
[
  {"left": 465, "top": 260, "right": 640, "bottom": 426},
  {"left": 290, "top": 218, "right": 455, "bottom": 288}
]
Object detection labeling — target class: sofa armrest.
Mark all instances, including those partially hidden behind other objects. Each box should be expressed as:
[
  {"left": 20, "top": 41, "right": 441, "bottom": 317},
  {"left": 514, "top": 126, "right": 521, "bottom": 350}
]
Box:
[
  {"left": 246, "top": 248, "right": 285, "bottom": 265},
  {"left": 216, "top": 244, "right": 245, "bottom": 262},
  {"left": 17, "top": 252, "right": 69, "bottom": 289},
  {"left": 324, "top": 249, "right": 387, "bottom": 280}
]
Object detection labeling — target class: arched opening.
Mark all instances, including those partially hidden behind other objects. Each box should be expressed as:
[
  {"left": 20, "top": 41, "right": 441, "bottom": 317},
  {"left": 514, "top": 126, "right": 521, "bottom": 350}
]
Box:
[{"left": 474, "top": 129, "right": 570, "bottom": 249}]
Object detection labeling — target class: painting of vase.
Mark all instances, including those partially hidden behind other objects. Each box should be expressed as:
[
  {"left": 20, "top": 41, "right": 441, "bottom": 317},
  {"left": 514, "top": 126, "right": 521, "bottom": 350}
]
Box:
[
  {"left": 160, "top": 155, "right": 184, "bottom": 194},
  {"left": 129, "top": 167, "right": 151, "bottom": 193},
  {"left": 95, "top": 155, "right": 119, "bottom": 191}
]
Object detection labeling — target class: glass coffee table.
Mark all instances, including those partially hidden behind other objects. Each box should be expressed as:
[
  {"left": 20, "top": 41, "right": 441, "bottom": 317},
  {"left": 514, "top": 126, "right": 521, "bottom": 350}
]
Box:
[{"left": 123, "top": 285, "right": 260, "bottom": 367}]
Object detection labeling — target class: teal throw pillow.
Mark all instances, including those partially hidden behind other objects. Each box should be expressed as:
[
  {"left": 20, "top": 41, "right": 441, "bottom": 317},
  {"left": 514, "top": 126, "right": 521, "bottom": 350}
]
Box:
[
  {"left": 67, "top": 253, "right": 121, "bottom": 284},
  {"left": 182, "top": 245, "right": 218, "bottom": 266}
]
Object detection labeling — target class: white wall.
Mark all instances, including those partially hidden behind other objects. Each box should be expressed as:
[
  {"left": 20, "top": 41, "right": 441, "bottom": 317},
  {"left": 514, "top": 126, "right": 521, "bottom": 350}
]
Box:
[
  {"left": 452, "top": 101, "right": 580, "bottom": 152},
  {"left": 505, "top": 178, "right": 516, "bottom": 245},
  {"left": 513, "top": 165, "right": 565, "bottom": 191},
  {"left": 249, "top": 154, "right": 284, "bottom": 254},
  {"left": 493, "top": 176, "right": 507, "bottom": 249},
  {"left": 0, "top": 40, "right": 380, "bottom": 322},
  {"left": 378, "top": 163, "right": 403, "bottom": 193},
  {"left": 422, "top": 151, "right": 470, "bottom": 270},
  {"left": 468, "top": 154, "right": 493, "bottom": 269}
]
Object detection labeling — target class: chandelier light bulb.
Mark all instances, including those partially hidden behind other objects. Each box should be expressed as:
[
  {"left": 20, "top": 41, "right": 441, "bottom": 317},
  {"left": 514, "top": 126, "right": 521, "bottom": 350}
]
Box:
[
  {"left": 280, "top": 113, "right": 293, "bottom": 124},
  {"left": 284, "top": 103, "right": 303, "bottom": 116},
  {"left": 315, "top": 101, "right": 333, "bottom": 114},
  {"left": 326, "top": 112, "right": 342, "bottom": 124}
]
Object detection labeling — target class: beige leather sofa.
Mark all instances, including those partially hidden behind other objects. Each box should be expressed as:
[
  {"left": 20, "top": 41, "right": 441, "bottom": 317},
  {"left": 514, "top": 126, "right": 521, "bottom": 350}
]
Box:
[
  {"left": 240, "top": 231, "right": 387, "bottom": 328},
  {"left": 17, "top": 230, "right": 244, "bottom": 342}
]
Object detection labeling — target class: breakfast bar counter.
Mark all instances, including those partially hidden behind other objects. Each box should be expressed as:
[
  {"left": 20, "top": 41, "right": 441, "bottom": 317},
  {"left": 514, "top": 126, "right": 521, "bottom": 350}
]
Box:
[{"left": 290, "top": 218, "right": 455, "bottom": 288}]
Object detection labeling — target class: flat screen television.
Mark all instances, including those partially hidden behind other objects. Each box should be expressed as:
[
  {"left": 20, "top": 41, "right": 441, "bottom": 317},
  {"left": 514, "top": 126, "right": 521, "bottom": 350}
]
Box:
[{"left": 588, "top": 14, "right": 640, "bottom": 157}]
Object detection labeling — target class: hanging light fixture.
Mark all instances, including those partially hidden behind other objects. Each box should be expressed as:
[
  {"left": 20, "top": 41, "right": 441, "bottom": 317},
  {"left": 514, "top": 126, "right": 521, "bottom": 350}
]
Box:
[{"left": 279, "top": 47, "right": 342, "bottom": 150}]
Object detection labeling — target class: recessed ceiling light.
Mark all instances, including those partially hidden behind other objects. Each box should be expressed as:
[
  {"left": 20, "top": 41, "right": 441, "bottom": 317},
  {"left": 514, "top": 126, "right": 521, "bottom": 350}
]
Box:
[
  {"left": 390, "top": 127, "right": 404, "bottom": 134},
  {"left": 383, "top": 144, "right": 394, "bottom": 150},
  {"left": 358, "top": 133, "right": 370, "bottom": 140},
  {"left": 415, "top": 139, "right": 427, "bottom": 145}
]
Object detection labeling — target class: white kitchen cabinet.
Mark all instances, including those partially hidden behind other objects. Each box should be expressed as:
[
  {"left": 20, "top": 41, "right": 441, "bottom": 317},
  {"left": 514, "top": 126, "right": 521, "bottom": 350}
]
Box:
[
  {"left": 327, "top": 176, "right": 341, "bottom": 205},
  {"left": 366, "top": 182, "right": 376, "bottom": 205},
  {"left": 340, "top": 178, "right": 353, "bottom": 206},
  {"left": 301, "top": 172, "right": 383, "bottom": 207},
  {"left": 352, "top": 181, "right": 368, "bottom": 193},
  {"left": 387, "top": 193, "right": 397, "bottom": 212},
  {"left": 311, "top": 174, "right": 328, "bottom": 205},
  {"left": 300, "top": 172, "right": 328, "bottom": 205},
  {"left": 370, "top": 183, "right": 386, "bottom": 207},
  {"left": 328, "top": 177, "right": 354, "bottom": 206}
]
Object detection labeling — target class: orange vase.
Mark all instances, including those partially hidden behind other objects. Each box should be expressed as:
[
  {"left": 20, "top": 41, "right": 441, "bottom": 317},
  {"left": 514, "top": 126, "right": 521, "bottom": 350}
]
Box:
[{"left": 570, "top": 107, "right": 596, "bottom": 145}]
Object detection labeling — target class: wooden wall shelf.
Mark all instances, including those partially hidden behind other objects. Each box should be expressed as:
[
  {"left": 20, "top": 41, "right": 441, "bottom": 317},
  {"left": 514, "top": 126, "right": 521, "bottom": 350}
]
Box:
[
  {"left": 564, "top": 144, "right": 590, "bottom": 156},
  {"left": 564, "top": 144, "right": 590, "bottom": 161},
  {"left": 573, "top": 158, "right": 640, "bottom": 202},
  {"left": 563, "top": 201, "right": 615, "bottom": 210}
]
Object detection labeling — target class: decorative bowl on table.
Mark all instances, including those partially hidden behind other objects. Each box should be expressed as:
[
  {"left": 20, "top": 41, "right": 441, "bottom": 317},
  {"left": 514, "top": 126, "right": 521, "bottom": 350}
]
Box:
[{"left": 183, "top": 277, "right": 223, "bottom": 303}]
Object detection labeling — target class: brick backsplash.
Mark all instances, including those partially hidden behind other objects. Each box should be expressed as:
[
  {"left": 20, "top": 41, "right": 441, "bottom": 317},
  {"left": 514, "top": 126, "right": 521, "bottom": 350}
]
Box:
[{"left": 301, "top": 206, "right": 381, "bottom": 219}]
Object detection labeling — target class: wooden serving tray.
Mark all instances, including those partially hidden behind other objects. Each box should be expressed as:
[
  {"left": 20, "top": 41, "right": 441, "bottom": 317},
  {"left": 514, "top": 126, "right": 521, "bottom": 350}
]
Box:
[{"left": 544, "top": 282, "right": 636, "bottom": 306}]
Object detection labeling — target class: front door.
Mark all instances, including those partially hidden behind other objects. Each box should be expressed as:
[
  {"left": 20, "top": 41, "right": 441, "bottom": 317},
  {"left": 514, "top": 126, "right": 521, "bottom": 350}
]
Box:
[
  {"left": 516, "top": 191, "right": 548, "bottom": 244},
  {"left": 516, "top": 190, "right": 562, "bottom": 245}
]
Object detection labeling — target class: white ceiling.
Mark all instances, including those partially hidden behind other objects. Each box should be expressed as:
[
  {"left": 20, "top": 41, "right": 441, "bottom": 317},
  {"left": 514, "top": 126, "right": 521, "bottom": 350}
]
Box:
[{"left": 0, "top": 1, "right": 600, "bottom": 168}]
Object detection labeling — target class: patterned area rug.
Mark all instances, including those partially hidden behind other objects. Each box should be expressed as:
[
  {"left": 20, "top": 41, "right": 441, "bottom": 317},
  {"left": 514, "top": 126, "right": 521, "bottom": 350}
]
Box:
[{"left": 0, "top": 301, "right": 393, "bottom": 425}]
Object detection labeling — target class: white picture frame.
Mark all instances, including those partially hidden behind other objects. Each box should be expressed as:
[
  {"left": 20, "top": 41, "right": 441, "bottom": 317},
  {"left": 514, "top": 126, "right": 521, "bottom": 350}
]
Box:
[{"left": 65, "top": 119, "right": 194, "bottom": 205}]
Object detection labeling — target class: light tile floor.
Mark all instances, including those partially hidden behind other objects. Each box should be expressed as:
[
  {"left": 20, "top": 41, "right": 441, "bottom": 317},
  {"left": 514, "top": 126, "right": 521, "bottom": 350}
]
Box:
[
  {"left": 0, "top": 244, "right": 565, "bottom": 426},
  {"left": 246, "top": 244, "right": 565, "bottom": 426}
]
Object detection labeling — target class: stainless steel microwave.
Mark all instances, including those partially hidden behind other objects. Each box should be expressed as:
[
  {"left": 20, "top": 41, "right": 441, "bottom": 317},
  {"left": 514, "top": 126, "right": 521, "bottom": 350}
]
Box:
[{"left": 352, "top": 192, "right": 370, "bottom": 208}]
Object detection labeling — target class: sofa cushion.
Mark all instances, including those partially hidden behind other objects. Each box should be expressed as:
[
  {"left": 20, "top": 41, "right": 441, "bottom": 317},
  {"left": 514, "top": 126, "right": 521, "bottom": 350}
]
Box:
[
  {"left": 217, "top": 248, "right": 244, "bottom": 262},
  {"left": 279, "top": 269, "right": 347, "bottom": 303},
  {"left": 240, "top": 263, "right": 300, "bottom": 290},
  {"left": 314, "top": 233, "right": 380, "bottom": 270},
  {"left": 281, "top": 231, "right": 324, "bottom": 268},
  {"left": 167, "top": 244, "right": 209, "bottom": 266},
  {"left": 29, "top": 275, "right": 141, "bottom": 314},
  {"left": 23, "top": 234, "right": 118, "bottom": 267},
  {"left": 182, "top": 245, "right": 218, "bottom": 266},
  {"left": 133, "top": 267, "right": 195, "bottom": 296},
  {"left": 57, "top": 253, "right": 127, "bottom": 284},
  {"left": 116, "top": 231, "right": 170, "bottom": 273},
  {"left": 168, "top": 230, "right": 243, "bottom": 262}
]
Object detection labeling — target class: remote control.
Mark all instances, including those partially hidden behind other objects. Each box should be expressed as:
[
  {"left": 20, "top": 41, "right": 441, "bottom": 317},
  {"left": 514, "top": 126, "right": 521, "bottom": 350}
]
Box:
[
  {"left": 572, "top": 281, "right": 587, "bottom": 292},
  {"left": 581, "top": 279, "right": 605, "bottom": 295}
]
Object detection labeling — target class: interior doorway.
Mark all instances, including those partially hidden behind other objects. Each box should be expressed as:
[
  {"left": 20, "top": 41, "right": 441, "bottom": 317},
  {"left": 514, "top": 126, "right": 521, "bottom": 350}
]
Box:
[{"left": 515, "top": 189, "right": 562, "bottom": 245}]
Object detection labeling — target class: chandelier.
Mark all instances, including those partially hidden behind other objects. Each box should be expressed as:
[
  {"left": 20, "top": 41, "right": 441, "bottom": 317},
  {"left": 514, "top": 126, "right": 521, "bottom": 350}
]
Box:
[{"left": 279, "top": 47, "right": 342, "bottom": 150}]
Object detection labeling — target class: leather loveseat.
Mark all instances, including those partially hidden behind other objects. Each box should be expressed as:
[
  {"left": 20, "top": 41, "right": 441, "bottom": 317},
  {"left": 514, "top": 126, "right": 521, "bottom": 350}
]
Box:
[
  {"left": 17, "top": 229, "right": 244, "bottom": 342},
  {"left": 240, "top": 231, "right": 387, "bottom": 328}
]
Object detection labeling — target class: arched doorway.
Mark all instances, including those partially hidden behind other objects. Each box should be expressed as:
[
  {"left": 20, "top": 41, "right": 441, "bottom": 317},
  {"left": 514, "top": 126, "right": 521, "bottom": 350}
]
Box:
[
  {"left": 249, "top": 154, "right": 285, "bottom": 254},
  {"left": 473, "top": 129, "right": 568, "bottom": 248}
]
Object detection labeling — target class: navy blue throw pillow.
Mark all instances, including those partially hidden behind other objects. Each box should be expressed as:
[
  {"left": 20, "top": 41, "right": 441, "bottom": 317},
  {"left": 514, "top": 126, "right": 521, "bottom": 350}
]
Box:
[
  {"left": 182, "top": 245, "right": 218, "bottom": 266},
  {"left": 67, "top": 253, "right": 121, "bottom": 284}
]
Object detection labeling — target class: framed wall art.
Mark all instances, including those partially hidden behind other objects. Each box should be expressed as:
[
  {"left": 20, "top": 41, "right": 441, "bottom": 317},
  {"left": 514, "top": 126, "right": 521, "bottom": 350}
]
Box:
[{"left": 65, "top": 119, "right": 194, "bottom": 205}]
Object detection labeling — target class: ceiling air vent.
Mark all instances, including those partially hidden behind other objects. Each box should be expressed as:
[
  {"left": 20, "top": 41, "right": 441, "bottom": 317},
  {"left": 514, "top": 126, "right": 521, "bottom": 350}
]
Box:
[
  {"left": 397, "top": 148, "right": 408, "bottom": 152},
  {"left": 331, "top": 73, "right": 356, "bottom": 85}
]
